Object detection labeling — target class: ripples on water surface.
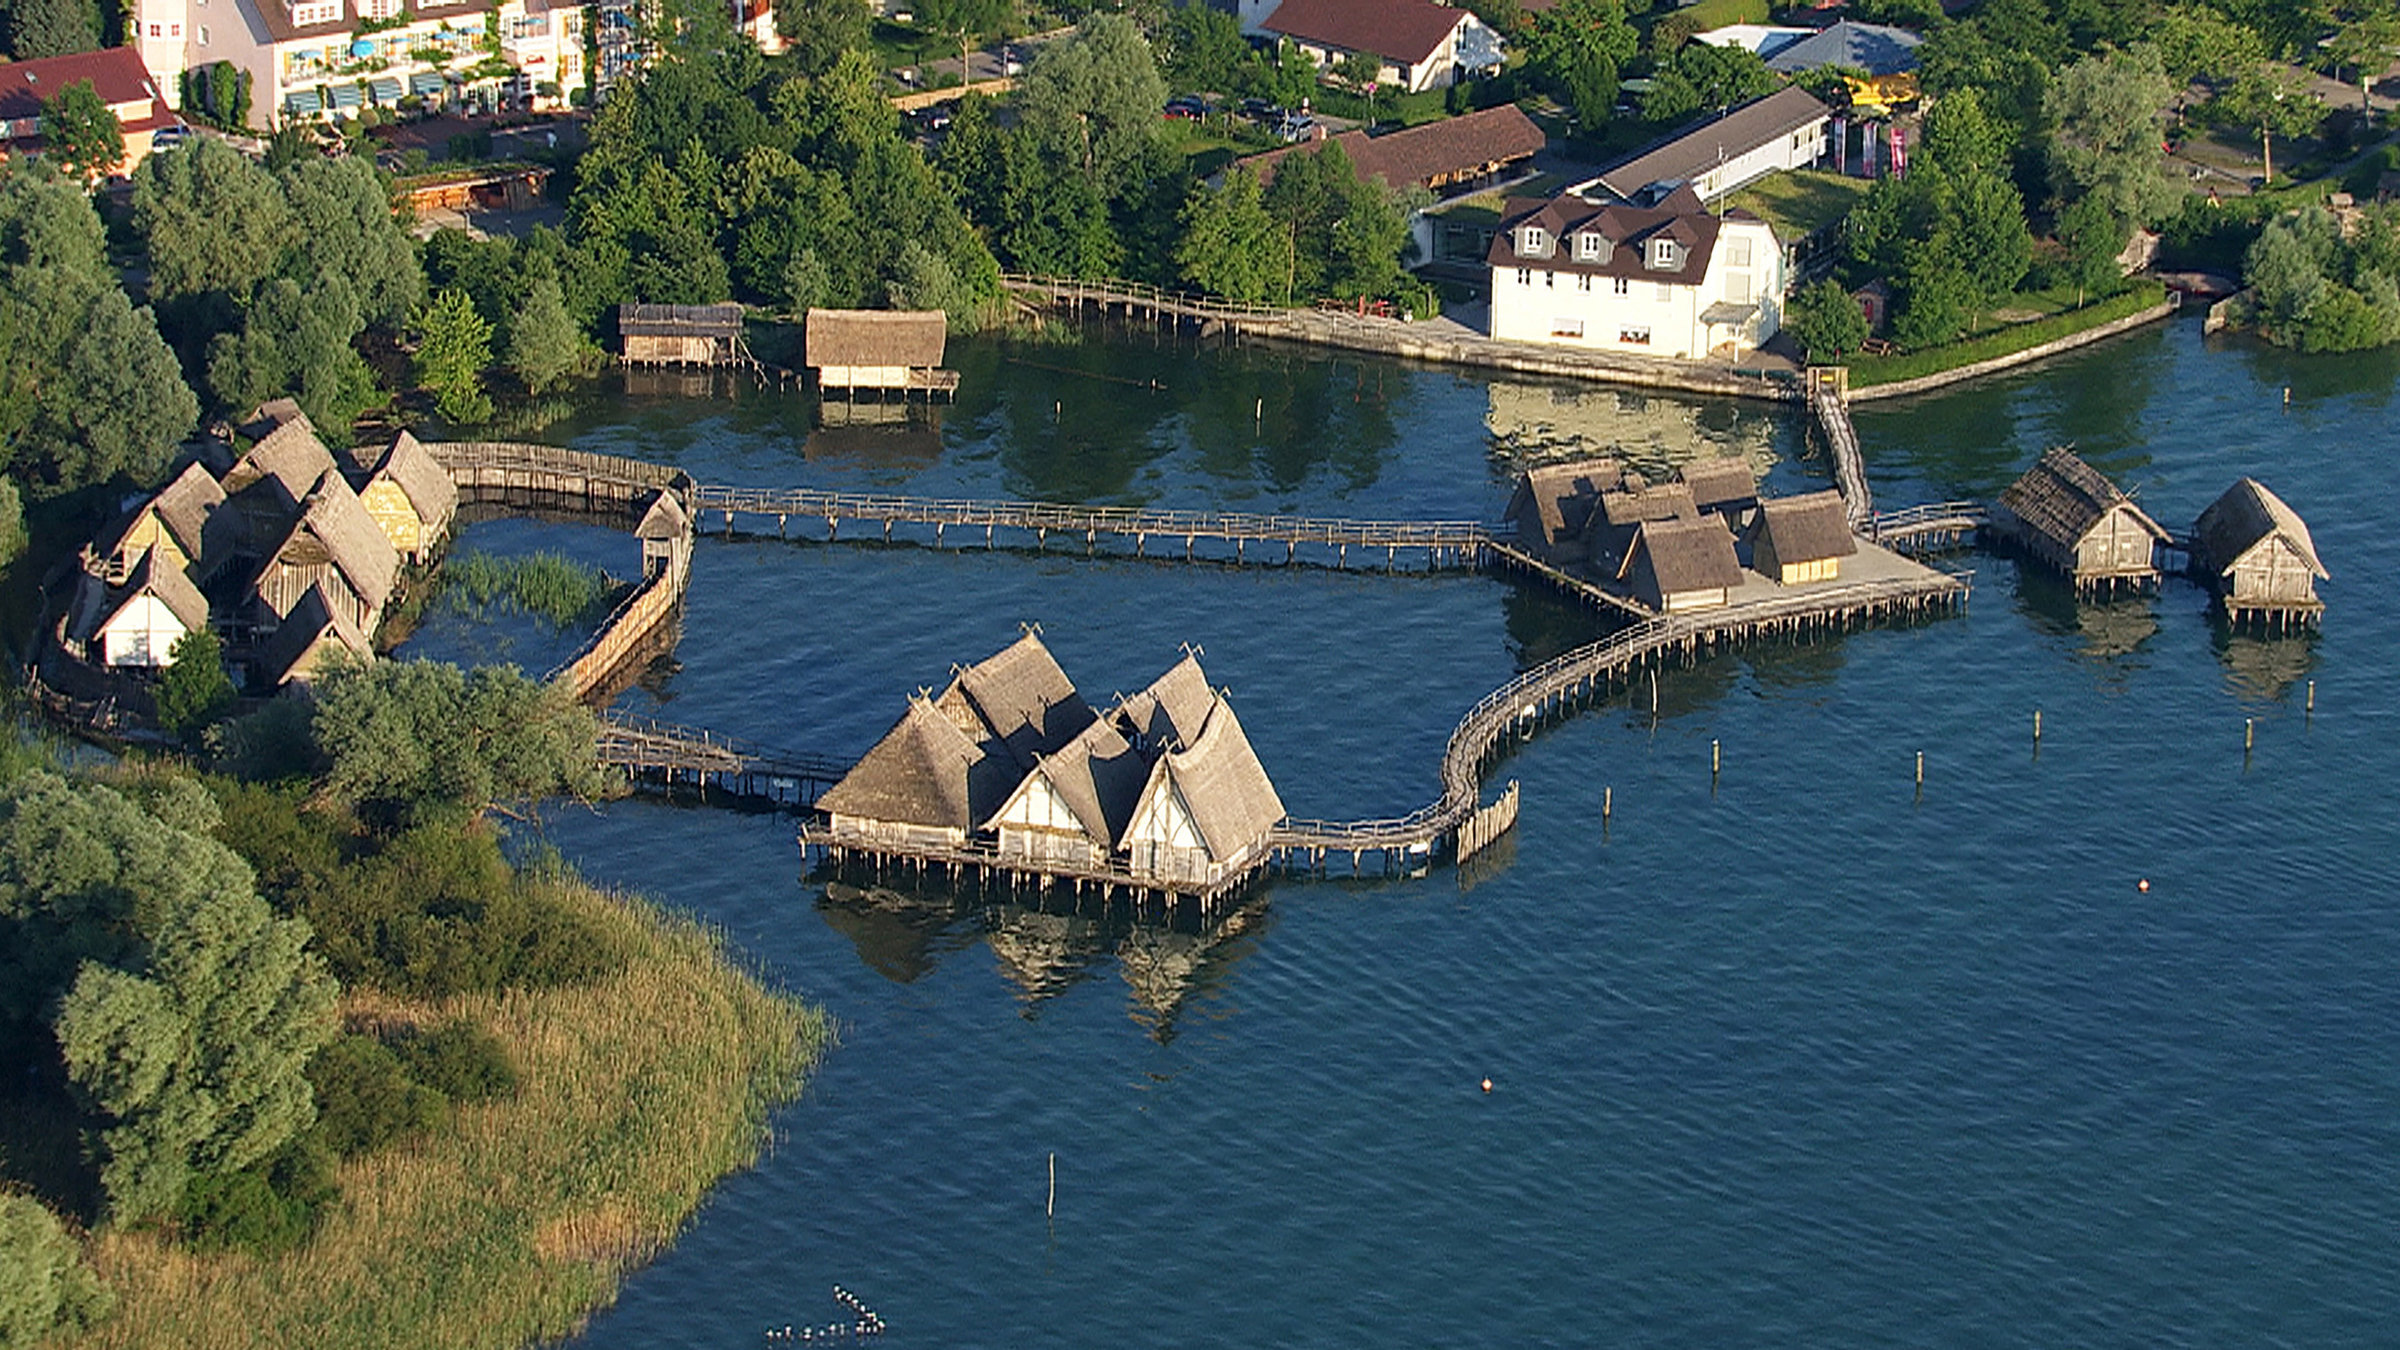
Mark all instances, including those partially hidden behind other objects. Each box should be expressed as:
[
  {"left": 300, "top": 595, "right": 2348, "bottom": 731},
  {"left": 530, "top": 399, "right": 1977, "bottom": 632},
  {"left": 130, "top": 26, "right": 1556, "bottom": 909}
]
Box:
[{"left": 519, "top": 322, "right": 2400, "bottom": 1347}]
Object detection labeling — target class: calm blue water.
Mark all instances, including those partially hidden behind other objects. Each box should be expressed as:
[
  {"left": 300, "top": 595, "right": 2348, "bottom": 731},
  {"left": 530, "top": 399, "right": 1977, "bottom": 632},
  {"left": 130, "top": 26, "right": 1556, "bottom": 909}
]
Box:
[{"left": 519, "top": 321, "right": 2398, "bottom": 1348}]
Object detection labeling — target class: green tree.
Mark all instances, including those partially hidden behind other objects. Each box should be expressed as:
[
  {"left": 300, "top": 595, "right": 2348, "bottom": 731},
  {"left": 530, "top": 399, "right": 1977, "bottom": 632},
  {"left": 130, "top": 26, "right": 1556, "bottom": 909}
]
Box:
[
  {"left": 2057, "top": 194, "right": 2129, "bottom": 305},
  {"left": 412, "top": 288, "right": 494, "bottom": 424},
  {"left": 309, "top": 660, "right": 604, "bottom": 818},
  {"left": 913, "top": 0, "right": 1008, "bottom": 84},
  {"left": 1018, "top": 14, "right": 1168, "bottom": 181},
  {"left": 206, "top": 276, "right": 379, "bottom": 432},
  {"left": 0, "top": 477, "right": 25, "bottom": 573},
  {"left": 773, "top": 0, "right": 870, "bottom": 75},
  {"left": 1890, "top": 244, "right": 1978, "bottom": 347},
  {"left": 2045, "top": 44, "right": 2180, "bottom": 225},
  {"left": 1641, "top": 41, "right": 1775, "bottom": 124},
  {"left": 2155, "top": 4, "right": 2264, "bottom": 84},
  {"left": 2326, "top": 6, "right": 2400, "bottom": 110},
  {"left": 504, "top": 275, "right": 598, "bottom": 393},
  {"left": 130, "top": 139, "right": 295, "bottom": 308},
  {"left": 1175, "top": 166, "right": 1282, "bottom": 302},
  {"left": 278, "top": 155, "right": 422, "bottom": 329},
  {"left": 0, "top": 1193, "right": 112, "bottom": 1343},
  {"left": 41, "top": 79, "right": 122, "bottom": 183},
  {"left": 8, "top": 0, "right": 100, "bottom": 59},
  {"left": 1784, "top": 277, "right": 1868, "bottom": 359},
  {"left": 1334, "top": 50, "right": 1382, "bottom": 122},
  {"left": 2216, "top": 63, "right": 2326, "bottom": 185},
  {"left": 154, "top": 628, "right": 236, "bottom": 746},
  {"left": 1160, "top": 3, "right": 1248, "bottom": 92}
]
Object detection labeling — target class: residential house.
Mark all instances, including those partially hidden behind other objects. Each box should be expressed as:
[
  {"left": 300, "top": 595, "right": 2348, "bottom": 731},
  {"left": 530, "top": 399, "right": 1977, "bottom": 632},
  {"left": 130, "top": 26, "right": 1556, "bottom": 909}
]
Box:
[
  {"left": 70, "top": 550, "right": 212, "bottom": 668},
  {"left": 0, "top": 47, "right": 181, "bottom": 176},
  {"left": 1994, "top": 446, "right": 2169, "bottom": 592},
  {"left": 1247, "top": 104, "right": 1545, "bottom": 196},
  {"left": 1751, "top": 489, "right": 1856, "bottom": 585},
  {"left": 342, "top": 430, "right": 457, "bottom": 563},
  {"left": 1616, "top": 514, "right": 1743, "bottom": 612},
  {"left": 87, "top": 461, "right": 237, "bottom": 585},
  {"left": 2192, "top": 478, "right": 2328, "bottom": 626},
  {"left": 1487, "top": 183, "right": 1784, "bottom": 358},
  {"left": 1585, "top": 86, "right": 1832, "bottom": 204},
  {"left": 1251, "top": 0, "right": 1501, "bottom": 92},
  {"left": 1504, "top": 458, "right": 1623, "bottom": 564}
]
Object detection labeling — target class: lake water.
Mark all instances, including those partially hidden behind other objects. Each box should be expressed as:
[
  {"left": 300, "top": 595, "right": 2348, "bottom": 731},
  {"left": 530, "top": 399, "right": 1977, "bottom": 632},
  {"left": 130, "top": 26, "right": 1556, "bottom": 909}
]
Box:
[{"left": 489, "top": 319, "right": 2398, "bottom": 1347}]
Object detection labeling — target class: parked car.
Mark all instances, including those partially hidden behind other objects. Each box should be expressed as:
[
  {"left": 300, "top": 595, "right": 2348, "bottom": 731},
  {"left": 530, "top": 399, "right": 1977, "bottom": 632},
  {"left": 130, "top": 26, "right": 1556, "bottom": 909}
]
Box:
[
  {"left": 1163, "top": 95, "right": 1207, "bottom": 120},
  {"left": 1237, "top": 97, "right": 1281, "bottom": 124},
  {"left": 1274, "top": 113, "right": 1318, "bottom": 143}
]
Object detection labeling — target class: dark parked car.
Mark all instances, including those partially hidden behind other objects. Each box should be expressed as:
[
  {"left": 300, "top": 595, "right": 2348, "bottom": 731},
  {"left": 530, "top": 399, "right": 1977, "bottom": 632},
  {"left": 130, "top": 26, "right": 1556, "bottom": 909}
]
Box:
[
  {"left": 1238, "top": 97, "right": 1282, "bottom": 123},
  {"left": 1163, "top": 95, "right": 1207, "bottom": 120}
]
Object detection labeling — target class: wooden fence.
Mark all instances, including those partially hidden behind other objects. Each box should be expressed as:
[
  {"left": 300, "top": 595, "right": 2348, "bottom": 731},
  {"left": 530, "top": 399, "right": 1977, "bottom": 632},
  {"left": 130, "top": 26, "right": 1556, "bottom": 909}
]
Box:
[{"left": 1454, "top": 780, "right": 1521, "bottom": 863}]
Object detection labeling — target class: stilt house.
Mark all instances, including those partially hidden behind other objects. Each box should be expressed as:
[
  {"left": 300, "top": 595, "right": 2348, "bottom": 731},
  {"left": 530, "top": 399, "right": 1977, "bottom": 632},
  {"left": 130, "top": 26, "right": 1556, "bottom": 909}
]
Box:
[
  {"left": 1617, "top": 514, "right": 1742, "bottom": 612},
  {"left": 87, "top": 461, "right": 237, "bottom": 585},
  {"left": 932, "top": 632, "right": 1096, "bottom": 772},
  {"left": 1504, "top": 458, "right": 1622, "bottom": 563},
  {"left": 247, "top": 471, "right": 399, "bottom": 637},
  {"left": 2192, "top": 478, "right": 2328, "bottom": 628},
  {"left": 635, "top": 488, "right": 691, "bottom": 581},
  {"left": 1752, "top": 489, "right": 1857, "bottom": 585},
  {"left": 806, "top": 310, "right": 960, "bottom": 400},
  {"left": 618, "top": 303, "right": 746, "bottom": 366},
  {"left": 68, "top": 551, "right": 211, "bottom": 668},
  {"left": 1678, "top": 457, "right": 1759, "bottom": 523},
  {"left": 1585, "top": 478, "right": 1698, "bottom": 573},
  {"left": 343, "top": 431, "right": 458, "bottom": 563},
  {"left": 819, "top": 696, "right": 1017, "bottom": 851},
  {"left": 988, "top": 716, "right": 1153, "bottom": 868},
  {"left": 256, "top": 582, "right": 373, "bottom": 690},
  {"left": 223, "top": 408, "right": 341, "bottom": 544},
  {"left": 1123, "top": 695, "right": 1287, "bottom": 889},
  {"left": 1995, "top": 447, "right": 2168, "bottom": 592}
]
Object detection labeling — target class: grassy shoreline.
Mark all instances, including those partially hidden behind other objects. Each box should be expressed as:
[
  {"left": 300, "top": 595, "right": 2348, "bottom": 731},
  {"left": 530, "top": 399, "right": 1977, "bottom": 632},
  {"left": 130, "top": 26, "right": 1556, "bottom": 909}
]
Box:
[
  {"left": 1846, "top": 281, "right": 2173, "bottom": 389},
  {"left": 69, "top": 877, "right": 827, "bottom": 1350}
]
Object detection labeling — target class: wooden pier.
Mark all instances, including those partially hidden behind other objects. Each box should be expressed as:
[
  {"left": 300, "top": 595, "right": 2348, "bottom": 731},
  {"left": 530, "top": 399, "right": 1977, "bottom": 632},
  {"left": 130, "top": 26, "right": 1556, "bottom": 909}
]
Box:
[
  {"left": 1869, "top": 501, "right": 1988, "bottom": 554},
  {"left": 1805, "top": 369, "right": 1874, "bottom": 529},
  {"left": 595, "top": 710, "right": 852, "bottom": 807}
]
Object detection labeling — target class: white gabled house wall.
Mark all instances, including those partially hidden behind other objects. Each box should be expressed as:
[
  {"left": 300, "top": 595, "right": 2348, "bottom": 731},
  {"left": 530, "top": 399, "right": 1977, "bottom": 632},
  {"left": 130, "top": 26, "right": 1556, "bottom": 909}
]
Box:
[
  {"left": 990, "top": 766, "right": 1109, "bottom": 867},
  {"left": 1123, "top": 763, "right": 1214, "bottom": 887},
  {"left": 1489, "top": 213, "right": 1783, "bottom": 359},
  {"left": 96, "top": 592, "right": 196, "bottom": 668}
]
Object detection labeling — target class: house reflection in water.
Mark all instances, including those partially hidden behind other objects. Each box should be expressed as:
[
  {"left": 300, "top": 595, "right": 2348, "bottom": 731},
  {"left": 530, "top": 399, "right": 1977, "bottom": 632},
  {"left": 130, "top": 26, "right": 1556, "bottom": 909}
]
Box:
[{"left": 1485, "top": 382, "right": 1780, "bottom": 486}]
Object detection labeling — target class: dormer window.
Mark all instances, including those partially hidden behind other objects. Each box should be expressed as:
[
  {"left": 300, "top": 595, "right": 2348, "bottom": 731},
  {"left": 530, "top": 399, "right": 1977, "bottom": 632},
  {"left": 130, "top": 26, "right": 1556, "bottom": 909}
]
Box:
[
  {"left": 1518, "top": 225, "right": 1549, "bottom": 258},
  {"left": 1575, "top": 231, "right": 1609, "bottom": 262},
  {"left": 1649, "top": 239, "right": 1679, "bottom": 270}
]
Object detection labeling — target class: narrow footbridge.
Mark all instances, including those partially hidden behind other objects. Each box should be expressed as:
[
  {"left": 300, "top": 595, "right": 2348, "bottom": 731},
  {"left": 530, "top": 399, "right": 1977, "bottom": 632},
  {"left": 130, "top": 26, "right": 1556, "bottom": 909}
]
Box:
[
  {"left": 691, "top": 484, "right": 1498, "bottom": 564},
  {"left": 1806, "top": 378, "right": 1874, "bottom": 528},
  {"left": 596, "top": 709, "right": 851, "bottom": 805},
  {"left": 1869, "top": 501, "right": 1988, "bottom": 553}
]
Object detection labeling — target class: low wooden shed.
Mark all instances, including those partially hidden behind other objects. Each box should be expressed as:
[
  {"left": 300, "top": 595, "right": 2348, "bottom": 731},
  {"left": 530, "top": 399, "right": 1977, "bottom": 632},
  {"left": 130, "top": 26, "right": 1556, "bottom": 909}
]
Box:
[
  {"left": 1995, "top": 447, "right": 2169, "bottom": 593},
  {"left": 806, "top": 309, "right": 959, "bottom": 400},
  {"left": 1618, "top": 514, "right": 1743, "bottom": 612},
  {"left": 618, "top": 303, "right": 747, "bottom": 366},
  {"left": 2192, "top": 478, "right": 2327, "bottom": 630}
]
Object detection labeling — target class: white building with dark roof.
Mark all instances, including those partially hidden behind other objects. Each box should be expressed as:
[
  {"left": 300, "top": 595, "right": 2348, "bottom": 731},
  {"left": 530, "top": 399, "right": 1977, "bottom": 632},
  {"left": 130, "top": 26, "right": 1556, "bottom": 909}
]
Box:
[
  {"left": 1486, "top": 183, "right": 1784, "bottom": 358},
  {"left": 1249, "top": 0, "right": 1500, "bottom": 92},
  {"left": 1586, "top": 85, "right": 1832, "bottom": 204}
]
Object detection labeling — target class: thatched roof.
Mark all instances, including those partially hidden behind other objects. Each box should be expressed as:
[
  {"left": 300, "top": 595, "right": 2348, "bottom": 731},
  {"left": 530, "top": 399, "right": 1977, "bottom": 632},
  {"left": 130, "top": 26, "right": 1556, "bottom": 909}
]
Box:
[
  {"left": 360, "top": 430, "right": 458, "bottom": 528},
  {"left": 259, "top": 582, "right": 372, "bottom": 686},
  {"left": 1143, "top": 696, "right": 1286, "bottom": 862},
  {"left": 1506, "top": 459, "right": 1622, "bottom": 548},
  {"left": 935, "top": 632, "right": 1095, "bottom": 771},
  {"left": 1620, "top": 515, "right": 1742, "bottom": 593},
  {"left": 999, "top": 715, "right": 1154, "bottom": 848},
  {"left": 1755, "top": 490, "right": 1857, "bottom": 565},
  {"left": 635, "top": 489, "right": 689, "bottom": 540},
  {"left": 92, "top": 462, "right": 232, "bottom": 570},
  {"left": 1597, "top": 481, "right": 1697, "bottom": 528},
  {"left": 1111, "top": 652, "right": 1216, "bottom": 752},
  {"left": 94, "top": 548, "right": 210, "bottom": 639},
  {"left": 254, "top": 471, "right": 400, "bottom": 612},
  {"left": 237, "top": 398, "right": 307, "bottom": 441},
  {"left": 617, "top": 303, "right": 744, "bottom": 338},
  {"left": 2194, "top": 478, "right": 2327, "bottom": 579},
  {"left": 820, "top": 696, "right": 1013, "bottom": 831},
  {"left": 806, "top": 310, "right": 948, "bottom": 369},
  {"left": 1678, "top": 457, "right": 1757, "bottom": 512},
  {"left": 224, "top": 411, "right": 339, "bottom": 512},
  {"left": 2000, "top": 447, "right": 2169, "bottom": 551}
]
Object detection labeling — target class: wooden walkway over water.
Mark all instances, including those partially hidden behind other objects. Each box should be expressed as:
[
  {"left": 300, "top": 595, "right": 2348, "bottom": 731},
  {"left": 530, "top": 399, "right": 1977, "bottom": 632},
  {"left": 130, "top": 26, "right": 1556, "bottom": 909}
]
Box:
[
  {"left": 595, "top": 709, "right": 852, "bottom": 806},
  {"left": 693, "top": 484, "right": 1497, "bottom": 567},
  {"left": 1806, "top": 371, "right": 1874, "bottom": 528}
]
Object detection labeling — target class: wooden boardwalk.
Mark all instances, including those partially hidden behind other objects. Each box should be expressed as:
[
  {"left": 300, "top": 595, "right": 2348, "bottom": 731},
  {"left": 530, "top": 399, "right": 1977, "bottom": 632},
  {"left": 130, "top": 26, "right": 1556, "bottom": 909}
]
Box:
[
  {"left": 1806, "top": 373, "right": 1874, "bottom": 528},
  {"left": 1869, "top": 501, "right": 1989, "bottom": 554},
  {"left": 595, "top": 710, "right": 852, "bottom": 807},
  {"left": 692, "top": 484, "right": 1497, "bottom": 567}
]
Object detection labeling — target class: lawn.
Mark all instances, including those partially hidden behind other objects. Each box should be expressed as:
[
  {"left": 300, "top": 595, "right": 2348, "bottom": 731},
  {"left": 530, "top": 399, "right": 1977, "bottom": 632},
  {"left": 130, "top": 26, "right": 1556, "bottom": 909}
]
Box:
[
  {"left": 1847, "top": 280, "right": 2172, "bottom": 387},
  {"left": 1657, "top": 0, "right": 1770, "bottom": 31},
  {"left": 1724, "top": 169, "right": 1872, "bottom": 242}
]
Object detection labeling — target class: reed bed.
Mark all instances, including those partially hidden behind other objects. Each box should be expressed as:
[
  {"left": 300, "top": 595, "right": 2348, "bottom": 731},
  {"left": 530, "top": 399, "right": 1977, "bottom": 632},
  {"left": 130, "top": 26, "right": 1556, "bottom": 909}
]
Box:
[{"left": 75, "top": 882, "right": 826, "bottom": 1350}]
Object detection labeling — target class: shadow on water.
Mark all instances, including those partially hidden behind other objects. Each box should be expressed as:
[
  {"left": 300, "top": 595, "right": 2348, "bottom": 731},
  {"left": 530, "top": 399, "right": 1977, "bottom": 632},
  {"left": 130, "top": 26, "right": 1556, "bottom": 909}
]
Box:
[
  {"left": 2214, "top": 328, "right": 2400, "bottom": 406},
  {"left": 2010, "top": 560, "right": 2162, "bottom": 677},
  {"left": 814, "top": 877, "right": 1274, "bottom": 1044},
  {"left": 2213, "top": 620, "right": 2321, "bottom": 704},
  {"left": 1501, "top": 583, "right": 1610, "bottom": 671}
]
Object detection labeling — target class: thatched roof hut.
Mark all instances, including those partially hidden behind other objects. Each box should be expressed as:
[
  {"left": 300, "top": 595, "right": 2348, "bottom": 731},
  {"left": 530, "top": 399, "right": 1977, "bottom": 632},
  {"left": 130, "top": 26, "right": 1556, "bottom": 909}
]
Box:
[
  {"left": 806, "top": 310, "right": 958, "bottom": 396},
  {"left": 988, "top": 715, "right": 1154, "bottom": 868},
  {"left": 346, "top": 430, "right": 459, "bottom": 563},
  {"left": 1586, "top": 479, "right": 1697, "bottom": 571},
  {"left": 933, "top": 631, "right": 1096, "bottom": 772},
  {"left": 1124, "top": 694, "right": 1287, "bottom": 889},
  {"left": 1617, "top": 514, "right": 1742, "bottom": 612},
  {"left": 634, "top": 488, "right": 692, "bottom": 580},
  {"left": 1995, "top": 447, "right": 2168, "bottom": 590},
  {"left": 1752, "top": 490, "right": 1856, "bottom": 585},
  {"left": 1108, "top": 651, "right": 1216, "bottom": 752},
  {"left": 90, "top": 461, "right": 237, "bottom": 584},
  {"left": 258, "top": 581, "right": 373, "bottom": 690},
  {"left": 618, "top": 303, "right": 745, "bottom": 366},
  {"left": 819, "top": 696, "right": 1016, "bottom": 849},
  {"left": 73, "top": 549, "right": 211, "bottom": 669},
  {"left": 1504, "top": 458, "right": 1622, "bottom": 561},
  {"left": 248, "top": 470, "right": 400, "bottom": 635},
  {"left": 2192, "top": 478, "right": 2327, "bottom": 627},
  {"left": 1678, "top": 457, "right": 1758, "bottom": 518},
  {"left": 225, "top": 406, "right": 336, "bottom": 502}
]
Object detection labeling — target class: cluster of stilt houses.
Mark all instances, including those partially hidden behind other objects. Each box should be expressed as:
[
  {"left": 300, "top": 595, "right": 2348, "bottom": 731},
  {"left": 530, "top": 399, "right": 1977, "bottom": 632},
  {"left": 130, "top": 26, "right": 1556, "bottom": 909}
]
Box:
[
  {"left": 1504, "top": 455, "right": 1858, "bottom": 611},
  {"left": 808, "top": 633, "right": 1287, "bottom": 903},
  {"left": 1994, "top": 446, "right": 2327, "bottom": 630},
  {"left": 61, "top": 401, "right": 457, "bottom": 692}
]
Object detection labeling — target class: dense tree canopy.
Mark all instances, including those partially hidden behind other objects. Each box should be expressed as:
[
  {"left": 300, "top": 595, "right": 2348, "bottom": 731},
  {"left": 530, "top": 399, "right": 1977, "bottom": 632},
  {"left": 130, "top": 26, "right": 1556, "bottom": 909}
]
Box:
[
  {"left": 2045, "top": 44, "right": 2180, "bottom": 225},
  {"left": 310, "top": 661, "right": 605, "bottom": 819},
  {"left": 41, "top": 79, "right": 121, "bottom": 182},
  {"left": 0, "top": 1194, "right": 111, "bottom": 1343},
  {"left": 2245, "top": 202, "right": 2400, "bottom": 350}
]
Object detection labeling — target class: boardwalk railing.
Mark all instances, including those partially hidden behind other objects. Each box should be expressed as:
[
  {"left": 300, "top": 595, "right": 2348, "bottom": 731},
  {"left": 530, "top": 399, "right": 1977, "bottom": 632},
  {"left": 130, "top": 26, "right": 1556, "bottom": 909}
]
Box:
[
  {"left": 693, "top": 484, "right": 1499, "bottom": 554},
  {"left": 1806, "top": 378, "right": 1874, "bottom": 528},
  {"left": 1000, "top": 273, "right": 1296, "bottom": 323},
  {"left": 1870, "top": 501, "right": 1988, "bottom": 549},
  {"left": 596, "top": 709, "right": 853, "bottom": 785}
]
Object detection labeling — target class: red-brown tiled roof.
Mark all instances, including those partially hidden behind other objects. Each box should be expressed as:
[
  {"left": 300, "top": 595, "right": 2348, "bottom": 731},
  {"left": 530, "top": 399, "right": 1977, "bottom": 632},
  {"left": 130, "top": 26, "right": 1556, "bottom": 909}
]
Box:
[
  {"left": 1247, "top": 104, "right": 1547, "bottom": 193},
  {"left": 0, "top": 47, "right": 177, "bottom": 154},
  {"left": 1258, "top": 0, "right": 1473, "bottom": 67}
]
